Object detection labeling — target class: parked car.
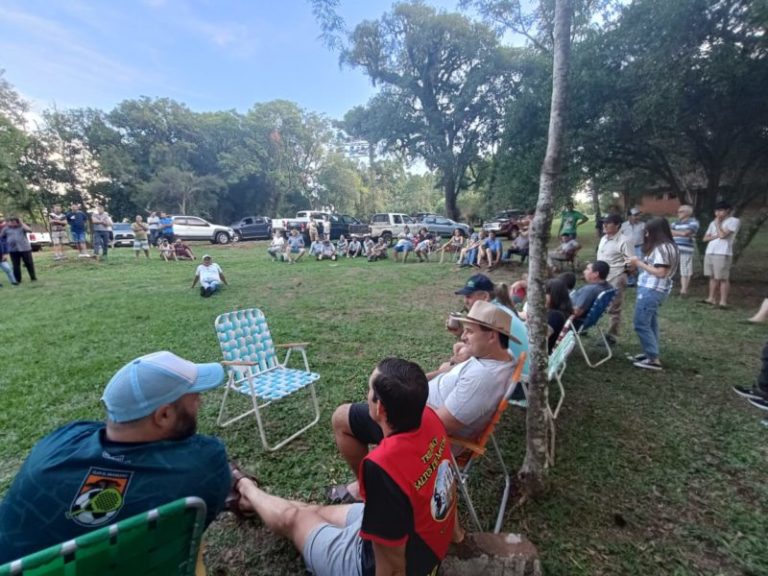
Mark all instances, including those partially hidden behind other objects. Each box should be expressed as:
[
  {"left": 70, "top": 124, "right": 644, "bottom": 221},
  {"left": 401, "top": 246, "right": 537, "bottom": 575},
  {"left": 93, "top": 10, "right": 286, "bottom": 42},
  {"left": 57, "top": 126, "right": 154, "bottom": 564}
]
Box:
[
  {"left": 230, "top": 216, "right": 272, "bottom": 241},
  {"left": 111, "top": 222, "right": 135, "bottom": 247},
  {"left": 171, "top": 216, "right": 235, "bottom": 244},
  {"left": 271, "top": 211, "right": 369, "bottom": 241},
  {"left": 414, "top": 215, "right": 471, "bottom": 237},
  {"left": 27, "top": 227, "right": 51, "bottom": 252},
  {"left": 483, "top": 209, "right": 526, "bottom": 239}
]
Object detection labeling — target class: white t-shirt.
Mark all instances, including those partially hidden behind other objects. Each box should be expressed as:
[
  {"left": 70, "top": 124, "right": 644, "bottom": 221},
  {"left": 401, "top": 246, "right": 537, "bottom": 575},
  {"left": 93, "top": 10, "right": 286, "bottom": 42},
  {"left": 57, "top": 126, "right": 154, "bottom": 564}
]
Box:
[
  {"left": 704, "top": 217, "right": 740, "bottom": 256},
  {"left": 427, "top": 356, "right": 515, "bottom": 440},
  {"left": 196, "top": 263, "right": 222, "bottom": 284},
  {"left": 620, "top": 221, "right": 646, "bottom": 247}
]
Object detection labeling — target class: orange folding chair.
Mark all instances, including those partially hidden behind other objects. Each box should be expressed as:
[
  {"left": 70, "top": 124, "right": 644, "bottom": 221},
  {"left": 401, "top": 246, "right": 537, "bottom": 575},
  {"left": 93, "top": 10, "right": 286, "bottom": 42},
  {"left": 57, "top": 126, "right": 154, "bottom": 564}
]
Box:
[{"left": 449, "top": 352, "right": 526, "bottom": 533}]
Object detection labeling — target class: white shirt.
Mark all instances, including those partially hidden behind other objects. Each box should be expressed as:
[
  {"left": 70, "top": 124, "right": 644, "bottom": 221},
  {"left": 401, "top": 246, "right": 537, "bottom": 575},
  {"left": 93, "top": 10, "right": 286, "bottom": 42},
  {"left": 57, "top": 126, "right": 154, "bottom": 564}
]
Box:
[
  {"left": 196, "top": 263, "right": 222, "bottom": 284},
  {"left": 705, "top": 217, "right": 740, "bottom": 256},
  {"left": 597, "top": 232, "right": 632, "bottom": 282},
  {"left": 620, "top": 220, "right": 646, "bottom": 247}
]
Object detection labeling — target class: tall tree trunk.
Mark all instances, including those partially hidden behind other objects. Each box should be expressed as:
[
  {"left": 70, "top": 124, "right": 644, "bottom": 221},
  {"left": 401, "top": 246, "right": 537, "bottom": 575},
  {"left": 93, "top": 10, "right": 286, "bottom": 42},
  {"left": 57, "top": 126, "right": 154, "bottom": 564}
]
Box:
[
  {"left": 518, "top": 0, "right": 572, "bottom": 495},
  {"left": 444, "top": 174, "right": 459, "bottom": 220}
]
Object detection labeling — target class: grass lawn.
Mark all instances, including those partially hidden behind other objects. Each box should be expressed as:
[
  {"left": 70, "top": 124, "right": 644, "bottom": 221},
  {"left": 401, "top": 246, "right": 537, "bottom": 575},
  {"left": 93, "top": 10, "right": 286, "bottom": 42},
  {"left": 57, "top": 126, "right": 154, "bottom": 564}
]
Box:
[{"left": 2, "top": 230, "right": 767, "bottom": 576}]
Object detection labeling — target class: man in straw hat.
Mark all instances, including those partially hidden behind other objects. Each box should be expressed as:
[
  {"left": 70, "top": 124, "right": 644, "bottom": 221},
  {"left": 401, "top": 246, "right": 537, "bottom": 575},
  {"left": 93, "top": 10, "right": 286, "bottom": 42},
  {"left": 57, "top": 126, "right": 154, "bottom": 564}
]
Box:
[
  {"left": 328, "top": 300, "right": 519, "bottom": 504},
  {"left": 0, "top": 351, "right": 232, "bottom": 564}
]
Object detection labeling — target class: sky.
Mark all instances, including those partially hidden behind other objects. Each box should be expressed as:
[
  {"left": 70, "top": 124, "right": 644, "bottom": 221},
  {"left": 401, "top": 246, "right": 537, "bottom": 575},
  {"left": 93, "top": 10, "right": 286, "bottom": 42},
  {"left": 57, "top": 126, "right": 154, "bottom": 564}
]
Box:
[{"left": 0, "top": 0, "right": 462, "bottom": 122}]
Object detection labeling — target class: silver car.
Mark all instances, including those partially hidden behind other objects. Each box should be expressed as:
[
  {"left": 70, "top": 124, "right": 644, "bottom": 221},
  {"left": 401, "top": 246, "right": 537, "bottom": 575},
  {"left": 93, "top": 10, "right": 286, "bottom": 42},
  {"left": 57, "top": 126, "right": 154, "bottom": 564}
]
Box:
[
  {"left": 171, "top": 216, "right": 235, "bottom": 244},
  {"left": 416, "top": 215, "right": 471, "bottom": 237}
]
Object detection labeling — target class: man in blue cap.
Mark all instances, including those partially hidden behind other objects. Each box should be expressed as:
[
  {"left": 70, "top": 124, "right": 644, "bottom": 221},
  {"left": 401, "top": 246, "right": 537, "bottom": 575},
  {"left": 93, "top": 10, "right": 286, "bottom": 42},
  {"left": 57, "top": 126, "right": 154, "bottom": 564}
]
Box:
[{"left": 0, "top": 351, "right": 231, "bottom": 564}]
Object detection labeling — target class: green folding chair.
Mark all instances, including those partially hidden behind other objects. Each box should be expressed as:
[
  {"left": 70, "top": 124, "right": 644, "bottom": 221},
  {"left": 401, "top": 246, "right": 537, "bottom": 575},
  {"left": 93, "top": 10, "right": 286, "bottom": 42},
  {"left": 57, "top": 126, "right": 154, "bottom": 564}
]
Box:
[{"left": 0, "top": 497, "right": 206, "bottom": 576}]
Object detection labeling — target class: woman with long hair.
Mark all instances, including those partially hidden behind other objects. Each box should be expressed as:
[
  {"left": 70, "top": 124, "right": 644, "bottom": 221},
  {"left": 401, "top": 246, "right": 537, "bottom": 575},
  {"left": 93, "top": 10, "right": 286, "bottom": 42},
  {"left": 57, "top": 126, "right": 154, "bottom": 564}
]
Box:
[{"left": 629, "top": 217, "right": 679, "bottom": 370}]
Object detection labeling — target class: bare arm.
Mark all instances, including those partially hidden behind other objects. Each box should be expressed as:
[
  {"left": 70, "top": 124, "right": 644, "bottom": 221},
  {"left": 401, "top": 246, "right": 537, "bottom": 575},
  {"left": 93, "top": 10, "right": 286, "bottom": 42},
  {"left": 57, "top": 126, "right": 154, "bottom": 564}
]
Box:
[
  {"left": 220, "top": 272, "right": 229, "bottom": 286},
  {"left": 373, "top": 542, "right": 406, "bottom": 576},
  {"left": 191, "top": 273, "right": 199, "bottom": 288}
]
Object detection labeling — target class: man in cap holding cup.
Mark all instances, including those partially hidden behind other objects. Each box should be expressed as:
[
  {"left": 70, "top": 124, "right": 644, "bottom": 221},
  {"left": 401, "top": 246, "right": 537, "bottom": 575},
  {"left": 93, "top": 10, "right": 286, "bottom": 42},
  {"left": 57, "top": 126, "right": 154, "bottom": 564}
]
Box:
[{"left": 0, "top": 351, "right": 232, "bottom": 564}]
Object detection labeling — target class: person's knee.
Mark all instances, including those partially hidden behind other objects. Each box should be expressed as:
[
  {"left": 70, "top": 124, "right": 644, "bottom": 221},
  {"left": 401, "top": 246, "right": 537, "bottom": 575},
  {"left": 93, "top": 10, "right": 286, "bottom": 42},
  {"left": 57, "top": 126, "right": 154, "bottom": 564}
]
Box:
[{"left": 332, "top": 403, "right": 352, "bottom": 436}]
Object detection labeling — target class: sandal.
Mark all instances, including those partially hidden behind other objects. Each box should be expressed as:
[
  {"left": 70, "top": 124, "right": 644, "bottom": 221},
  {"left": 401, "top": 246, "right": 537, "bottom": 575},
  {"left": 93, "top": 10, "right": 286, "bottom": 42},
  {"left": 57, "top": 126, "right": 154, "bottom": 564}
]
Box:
[
  {"left": 325, "top": 483, "right": 362, "bottom": 505},
  {"left": 225, "top": 461, "right": 259, "bottom": 520}
]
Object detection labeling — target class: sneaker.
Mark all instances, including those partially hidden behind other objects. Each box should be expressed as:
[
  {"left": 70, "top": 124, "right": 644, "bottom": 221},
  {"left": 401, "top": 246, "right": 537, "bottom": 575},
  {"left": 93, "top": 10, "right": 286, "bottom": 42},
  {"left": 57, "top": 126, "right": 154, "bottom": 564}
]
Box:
[
  {"left": 747, "top": 397, "right": 768, "bottom": 411},
  {"left": 627, "top": 353, "right": 647, "bottom": 362},
  {"left": 761, "top": 418, "right": 768, "bottom": 428},
  {"left": 633, "top": 358, "right": 663, "bottom": 371},
  {"left": 200, "top": 286, "right": 206, "bottom": 297},
  {"left": 732, "top": 386, "right": 767, "bottom": 401}
]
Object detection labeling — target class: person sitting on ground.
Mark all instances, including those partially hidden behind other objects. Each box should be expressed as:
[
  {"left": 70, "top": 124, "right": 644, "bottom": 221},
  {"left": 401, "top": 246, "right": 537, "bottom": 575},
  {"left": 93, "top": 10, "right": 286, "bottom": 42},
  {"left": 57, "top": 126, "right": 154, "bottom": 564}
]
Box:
[
  {"left": 191, "top": 254, "right": 228, "bottom": 297},
  {"left": 457, "top": 230, "right": 485, "bottom": 268},
  {"left": 547, "top": 234, "right": 581, "bottom": 272},
  {"left": 158, "top": 238, "right": 176, "bottom": 261},
  {"left": 317, "top": 237, "right": 337, "bottom": 261},
  {"left": 363, "top": 235, "right": 375, "bottom": 258},
  {"left": 347, "top": 236, "right": 362, "bottom": 258},
  {"left": 0, "top": 351, "right": 231, "bottom": 565},
  {"left": 748, "top": 298, "right": 768, "bottom": 324},
  {"left": 233, "top": 358, "right": 457, "bottom": 576},
  {"left": 330, "top": 301, "right": 519, "bottom": 504},
  {"left": 440, "top": 228, "right": 466, "bottom": 263},
  {"left": 568, "top": 260, "right": 612, "bottom": 330},
  {"left": 336, "top": 234, "right": 349, "bottom": 256},
  {"left": 483, "top": 230, "right": 503, "bottom": 269},
  {"left": 287, "top": 228, "right": 306, "bottom": 263},
  {"left": 368, "top": 237, "right": 388, "bottom": 262},
  {"left": 267, "top": 230, "right": 286, "bottom": 262},
  {"left": 173, "top": 239, "right": 196, "bottom": 260},
  {"left": 309, "top": 237, "right": 325, "bottom": 259},
  {"left": 392, "top": 233, "right": 414, "bottom": 263},
  {"left": 414, "top": 234, "right": 436, "bottom": 262},
  {"left": 544, "top": 278, "right": 573, "bottom": 352}
]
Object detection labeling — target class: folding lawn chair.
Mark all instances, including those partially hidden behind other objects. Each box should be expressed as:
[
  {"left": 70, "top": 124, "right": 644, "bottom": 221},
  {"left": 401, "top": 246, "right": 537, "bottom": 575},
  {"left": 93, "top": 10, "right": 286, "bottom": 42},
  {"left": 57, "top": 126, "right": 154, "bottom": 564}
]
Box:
[
  {"left": 564, "top": 288, "right": 617, "bottom": 368},
  {"left": 545, "top": 329, "right": 577, "bottom": 465},
  {"left": 215, "top": 308, "right": 321, "bottom": 451},
  {"left": 0, "top": 497, "right": 206, "bottom": 576},
  {"left": 449, "top": 352, "right": 526, "bottom": 534}
]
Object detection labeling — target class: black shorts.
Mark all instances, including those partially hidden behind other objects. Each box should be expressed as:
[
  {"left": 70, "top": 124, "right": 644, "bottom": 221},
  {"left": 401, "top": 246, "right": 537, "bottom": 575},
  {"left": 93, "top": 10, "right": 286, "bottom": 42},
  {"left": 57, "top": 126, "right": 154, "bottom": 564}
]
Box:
[{"left": 348, "top": 402, "right": 384, "bottom": 445}]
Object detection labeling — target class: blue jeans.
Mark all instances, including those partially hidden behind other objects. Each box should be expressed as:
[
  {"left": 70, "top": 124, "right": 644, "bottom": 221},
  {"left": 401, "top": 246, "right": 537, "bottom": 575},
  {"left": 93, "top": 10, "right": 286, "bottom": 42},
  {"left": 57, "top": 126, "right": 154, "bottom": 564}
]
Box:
[
  {"left": 0, "top": 261, "right": 17, "bottom": 284},
  {"left": 627, "top": 245, "right": 643, "bottom": 286},
  {"left": 93, "top": 230, "right": 111, "bottom": 257},
  {"left": 633, "top": 287, "right": 668, "bottom": 360}
]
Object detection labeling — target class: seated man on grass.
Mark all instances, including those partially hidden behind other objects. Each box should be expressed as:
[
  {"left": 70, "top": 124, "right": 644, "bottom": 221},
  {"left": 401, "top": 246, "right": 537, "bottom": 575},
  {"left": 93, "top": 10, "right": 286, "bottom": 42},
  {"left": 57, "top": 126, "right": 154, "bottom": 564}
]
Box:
[
  {"left": 569, "top": 260, "right": 612, "bottom": 330},
  {"left": 191, "top": 254, "right": 228, "bottom": 297},
  {"left": 330, "top": 300, "right": 518, "bottom": 503},
  {"left": 231, "top": 358, "right": 457, "bottom": 576},
  {"left": 0, "top": 351, "right": 231, "bottom": 564}
]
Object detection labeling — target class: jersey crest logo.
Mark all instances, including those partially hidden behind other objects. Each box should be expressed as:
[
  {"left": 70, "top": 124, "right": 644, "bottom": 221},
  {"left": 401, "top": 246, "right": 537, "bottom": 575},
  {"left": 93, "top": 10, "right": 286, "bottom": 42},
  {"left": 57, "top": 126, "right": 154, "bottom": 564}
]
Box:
[
  {"left": 66, "top": 467, "right": 132, "bottom": 527},
  {"left": 431, "top": 461, "right": 457, "bottom": 522}
]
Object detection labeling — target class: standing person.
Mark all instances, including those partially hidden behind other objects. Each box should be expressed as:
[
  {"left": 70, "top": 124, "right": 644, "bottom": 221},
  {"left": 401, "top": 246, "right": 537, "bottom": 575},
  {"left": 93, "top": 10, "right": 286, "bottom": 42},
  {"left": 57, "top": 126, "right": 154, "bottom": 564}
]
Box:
[
  {"left": 596, "top": 213, "right": 633, "bottom": 345},
  {"left": 0, "top": 217, "right": 19, "bottom": 286},
  {"left": 131, "top": 215, "right": 151, "bottom": 259},
  {"left": 620, "top": 208, "right": 646, "bottom": 287},
  {"left": 287, "top": 228, "right": 306, "bottom": 263},
  {"left": 702, "top": 200, "right": 740, "bottom": 309},
  {"left": 48, "top": 203, "right": 68, "bottom": 261},
  {"left": 0, "top": 217, "right": 37, "bottom": 283},
  {"left": 307, "top": 217, "right": 319, "bottom": 244},
  {"left": 234, "top": 358, "right": 456, "bottom": 576},
  {"left": 0, "top": 351, "right": 232, "bottom": 565},
  {"left": 629, "top": 218, "right": 679, "bottom": 371},
  {"left": 558, "top": 200, "right": 589, "bottom": 239},
  {"left": 147, "top": 211, "right": 160, "bottom": 246},
  {"left": 670, "top": 205, "right": 700, "bottom": 297},
  {"left": 66, "top": 202, "right": 89, "bottom": 257},
  {"left": 159, "top": 212, "right": 174, "bottom": 243},
  {"left": 91, "top": 206, "right": 113, "bottom": 261}
]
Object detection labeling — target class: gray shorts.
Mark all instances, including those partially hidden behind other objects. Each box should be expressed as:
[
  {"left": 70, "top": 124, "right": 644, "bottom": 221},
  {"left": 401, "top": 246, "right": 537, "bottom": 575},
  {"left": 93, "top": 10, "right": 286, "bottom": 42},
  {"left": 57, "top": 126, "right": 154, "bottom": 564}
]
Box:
[
  {"left": 704, "top": 254, "right": 731, "bottom": 280},
  {"left": 303, "top": 503, "right": 364, "bottom": 576}
]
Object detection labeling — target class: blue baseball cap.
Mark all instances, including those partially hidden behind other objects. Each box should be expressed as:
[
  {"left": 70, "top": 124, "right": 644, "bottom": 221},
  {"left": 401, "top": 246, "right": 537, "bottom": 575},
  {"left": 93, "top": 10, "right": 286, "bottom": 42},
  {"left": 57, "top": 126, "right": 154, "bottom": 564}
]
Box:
[
  {"left": 102, "top": 351, "right": 224, "bottom": 423},
  {"left": 455, "top": 274, "right": 494, "bottom": 295}
]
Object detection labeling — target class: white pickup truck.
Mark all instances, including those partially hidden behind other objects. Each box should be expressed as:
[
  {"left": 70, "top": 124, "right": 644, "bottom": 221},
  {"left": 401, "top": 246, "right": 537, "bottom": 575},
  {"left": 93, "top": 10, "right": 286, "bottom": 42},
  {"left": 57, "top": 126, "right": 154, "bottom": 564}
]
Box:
[{"left": 369, "top": 213, "right": 416, "bottom": 244}]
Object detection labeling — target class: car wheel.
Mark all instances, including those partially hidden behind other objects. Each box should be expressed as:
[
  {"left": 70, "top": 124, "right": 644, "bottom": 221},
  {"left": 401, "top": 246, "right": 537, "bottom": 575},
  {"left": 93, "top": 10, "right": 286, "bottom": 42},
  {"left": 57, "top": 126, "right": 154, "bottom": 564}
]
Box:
[
  {"left": 233, "top": 231, "right": 242, "bottom": 242},
  {"left": 31, "top": 245, "right": 41, "bottom": 252},
  {"left": 382, "top": 232, "right": 393, "bottom": 246},
  {"left": 215, "top": 232, "right": 230, "bottom": 245}
]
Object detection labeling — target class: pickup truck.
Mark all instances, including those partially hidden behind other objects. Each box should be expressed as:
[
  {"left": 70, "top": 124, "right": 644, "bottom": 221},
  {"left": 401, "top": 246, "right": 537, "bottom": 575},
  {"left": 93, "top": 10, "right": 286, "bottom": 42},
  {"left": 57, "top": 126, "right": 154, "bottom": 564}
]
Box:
[
  {"left": 369, "top": 213, "right": 417, "bottom": 244},
  {"left": 272, "top": 211, "right": 369, "bottom": 241},
  {"left": 28, "top": 228, "right": 52, "bottom": 252},
  {"left": 229, "top": 215, "right": 272, "bottom": 241}
]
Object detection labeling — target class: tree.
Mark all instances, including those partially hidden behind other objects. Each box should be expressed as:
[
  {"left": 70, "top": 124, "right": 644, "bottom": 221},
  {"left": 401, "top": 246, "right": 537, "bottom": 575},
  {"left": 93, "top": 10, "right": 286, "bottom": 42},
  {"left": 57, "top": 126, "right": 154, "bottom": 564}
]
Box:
[
  {"left": 520, "top": 0, "right": 573, "bottom": 494},
  {"left": 341, "top": 2, "right": 517, "bottom": 220}
]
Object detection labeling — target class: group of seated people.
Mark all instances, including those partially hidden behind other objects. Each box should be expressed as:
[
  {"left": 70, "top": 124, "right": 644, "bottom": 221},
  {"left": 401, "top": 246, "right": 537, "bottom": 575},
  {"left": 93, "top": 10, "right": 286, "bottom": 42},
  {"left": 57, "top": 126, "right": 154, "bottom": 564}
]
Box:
[
  {"left": 0, "top": 262, "right": 618, "bottom": 574},
  {"left": 157, "top": 238, "right": 196, "bottom": 261}
]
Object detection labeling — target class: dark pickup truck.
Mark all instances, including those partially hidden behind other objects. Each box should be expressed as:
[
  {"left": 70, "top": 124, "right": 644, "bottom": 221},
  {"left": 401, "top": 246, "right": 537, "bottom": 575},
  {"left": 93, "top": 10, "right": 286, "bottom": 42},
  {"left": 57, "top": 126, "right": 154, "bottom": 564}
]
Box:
[
  {"left": 326, "top": 214, "right": 370, "bottom": 240},
  {"left": 229, "top": 216, "right": 272, "bottom": 241}
]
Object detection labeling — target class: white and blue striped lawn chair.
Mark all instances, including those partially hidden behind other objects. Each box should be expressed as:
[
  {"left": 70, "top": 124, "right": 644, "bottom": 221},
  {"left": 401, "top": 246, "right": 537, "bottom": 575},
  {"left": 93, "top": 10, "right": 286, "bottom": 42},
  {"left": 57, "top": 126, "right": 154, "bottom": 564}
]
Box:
[
  {"left": 546, "top": 329, "right": 577, "bottom": 465},
  {"left": 215, "top": 308, "right": 320, "bottom": 451}
]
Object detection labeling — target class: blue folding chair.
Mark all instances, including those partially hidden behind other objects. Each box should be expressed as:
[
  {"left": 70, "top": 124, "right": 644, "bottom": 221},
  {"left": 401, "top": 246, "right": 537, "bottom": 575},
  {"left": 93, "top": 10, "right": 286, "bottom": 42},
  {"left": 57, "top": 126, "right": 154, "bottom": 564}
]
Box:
[
  {"left": 215, "top": 308, "right": 321, "bottom": 451},
  {"left": 563, "top": 288, "right": 617, "bottom": 368}
]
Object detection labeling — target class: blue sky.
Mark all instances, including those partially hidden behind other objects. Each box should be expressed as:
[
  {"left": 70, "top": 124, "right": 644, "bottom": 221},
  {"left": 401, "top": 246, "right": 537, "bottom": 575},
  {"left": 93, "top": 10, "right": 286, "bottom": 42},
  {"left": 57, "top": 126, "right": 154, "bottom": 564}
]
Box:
[{"left": 0, "top": 0, "right": 461, "bottom": 121}]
